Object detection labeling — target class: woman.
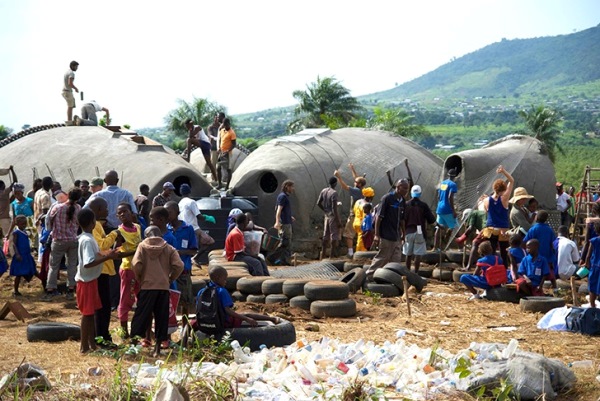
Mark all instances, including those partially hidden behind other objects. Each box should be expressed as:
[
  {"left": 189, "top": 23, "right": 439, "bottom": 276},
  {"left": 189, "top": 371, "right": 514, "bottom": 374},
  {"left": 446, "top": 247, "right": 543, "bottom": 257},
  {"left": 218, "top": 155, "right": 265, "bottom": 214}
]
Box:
[
  {"left": 7, "top": 183, "right": 36, "bottom": 248},
  {"left": 353, "top": 187, "right": 374, "bottom": 251},
  {"left": 483, "top": 166, "right": 514, "bottom": 267}
]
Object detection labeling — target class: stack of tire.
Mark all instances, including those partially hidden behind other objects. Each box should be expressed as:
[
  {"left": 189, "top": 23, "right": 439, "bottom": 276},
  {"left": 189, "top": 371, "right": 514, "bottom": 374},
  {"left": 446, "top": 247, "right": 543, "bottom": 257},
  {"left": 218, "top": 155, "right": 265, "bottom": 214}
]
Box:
[
  {"left": 235, "top": 276, "right": 274, "bottom": 303},
  {"left": 283, "top": 279, "right": 312, "bottom": 310},
  {"left": 207, "top": 249, "right": 252, "bottom": 297},
  {"left": 364, "top": 263, "right": 426, "bottom": 297},
  {"left": 304, "top": 280, "right": 356, "bottom": 318},
  {"left": 261, "top": 279, "right": 289, "bottom": 305}
]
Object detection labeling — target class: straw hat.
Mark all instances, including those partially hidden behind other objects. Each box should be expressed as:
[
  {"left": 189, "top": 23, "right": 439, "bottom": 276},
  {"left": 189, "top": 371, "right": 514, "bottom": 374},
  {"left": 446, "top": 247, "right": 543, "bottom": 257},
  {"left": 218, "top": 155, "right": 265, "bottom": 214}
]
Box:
[{"left": 509, "top": 187, "right": 534, "bottom": 204}]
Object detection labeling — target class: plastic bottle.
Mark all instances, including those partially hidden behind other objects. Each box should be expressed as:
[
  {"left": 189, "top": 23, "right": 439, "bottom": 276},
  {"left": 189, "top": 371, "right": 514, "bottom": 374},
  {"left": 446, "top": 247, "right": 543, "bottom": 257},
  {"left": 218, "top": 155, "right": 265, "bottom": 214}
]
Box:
[
  {"left": 231, "top": 340, "right": 253, "bottom": 363},
  {"left": 570, "top": 360, "right": 594, "bottom": 369},
  {"left": 502, "top": 339, "right": 518, "bottom": 359}
]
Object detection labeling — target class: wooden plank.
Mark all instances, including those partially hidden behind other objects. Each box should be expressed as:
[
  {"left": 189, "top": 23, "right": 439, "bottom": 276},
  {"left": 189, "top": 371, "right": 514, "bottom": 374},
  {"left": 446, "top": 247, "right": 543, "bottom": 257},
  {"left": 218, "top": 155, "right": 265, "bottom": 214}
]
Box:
[{"left": 0, "top": 301, "right": 31, "bottom": 322}]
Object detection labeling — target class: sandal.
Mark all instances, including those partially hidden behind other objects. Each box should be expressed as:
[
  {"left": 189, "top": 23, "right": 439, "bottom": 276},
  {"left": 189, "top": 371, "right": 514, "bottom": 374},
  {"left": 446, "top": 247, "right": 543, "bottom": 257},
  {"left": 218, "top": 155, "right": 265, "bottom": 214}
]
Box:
[{"left": 140, "top": 339, "right": 152, "bottom": 348}]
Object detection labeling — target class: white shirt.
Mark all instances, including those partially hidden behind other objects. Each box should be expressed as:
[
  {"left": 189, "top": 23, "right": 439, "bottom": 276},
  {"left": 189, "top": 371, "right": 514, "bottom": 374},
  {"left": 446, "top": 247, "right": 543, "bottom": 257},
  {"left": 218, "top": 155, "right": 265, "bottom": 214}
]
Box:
[
  {"left": 75, "top": 233, "right": 102, "bottom": 282},
  {"left": 194, "top": 125, "right": 210, "bottom": 143},
  {"left": 556, "top": 192, "right": 570, "bottom": 212},
  {"left": 556, "top": 235, "right": 580, "bottom": 279},
  {"left": 87, "top": 101, "right": 102, "bottom": 112},
  {"left": 178, "top": 197, "right": 201, "bottom": 230}
]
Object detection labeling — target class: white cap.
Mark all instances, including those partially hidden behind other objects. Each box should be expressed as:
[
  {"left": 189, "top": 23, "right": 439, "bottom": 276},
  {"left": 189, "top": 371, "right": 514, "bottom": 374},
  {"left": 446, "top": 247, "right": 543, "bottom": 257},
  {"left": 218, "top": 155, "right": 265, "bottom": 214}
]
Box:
[{"left": 411, "top": 185, "right": 422, "bottom": 198}]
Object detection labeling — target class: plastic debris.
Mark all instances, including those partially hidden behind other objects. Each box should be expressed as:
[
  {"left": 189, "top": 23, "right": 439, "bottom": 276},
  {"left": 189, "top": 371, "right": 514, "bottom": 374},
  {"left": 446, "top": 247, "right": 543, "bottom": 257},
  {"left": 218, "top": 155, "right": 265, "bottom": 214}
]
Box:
[
  {"left": 127, "top": 338, "right": 575, "bottom": 400},
  {"left": 0, "top": 363, "right": 51, "bottom": 394}
]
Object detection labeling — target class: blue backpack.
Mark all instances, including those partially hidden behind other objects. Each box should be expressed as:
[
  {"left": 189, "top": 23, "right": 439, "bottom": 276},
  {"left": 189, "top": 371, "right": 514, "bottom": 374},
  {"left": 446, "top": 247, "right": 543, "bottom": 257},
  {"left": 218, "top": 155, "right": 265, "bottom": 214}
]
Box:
[{"left": 565, "top": 307, "right": 600, "bottom": 336}]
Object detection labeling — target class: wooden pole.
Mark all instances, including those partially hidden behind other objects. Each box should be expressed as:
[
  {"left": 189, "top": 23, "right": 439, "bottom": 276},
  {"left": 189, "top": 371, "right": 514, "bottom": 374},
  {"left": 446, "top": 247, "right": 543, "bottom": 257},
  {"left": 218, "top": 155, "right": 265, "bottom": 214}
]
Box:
[
  {"left": 402, "top": 276, "right": 411, "bottom": 317},
  {"left": 570, "top": 276, "right": 579, "bottom": 307}
]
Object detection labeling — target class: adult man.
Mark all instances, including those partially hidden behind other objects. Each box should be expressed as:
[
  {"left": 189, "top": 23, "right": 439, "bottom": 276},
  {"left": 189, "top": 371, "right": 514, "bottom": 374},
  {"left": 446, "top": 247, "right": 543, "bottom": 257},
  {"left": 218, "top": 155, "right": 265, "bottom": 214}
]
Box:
[
  {"left": 317, "top": 177, "right": 342, "bottom": 259},
  {"left": 556, "top": 182, "right": 572, "bottom": 227},
  {"left": 26, "top": 178, "right": 42, "bottom": 200},
  {"left": 555, "top": 225, "right": 580, "bottom": 279},
  {"left": 434, "top": 168, "right": 458, "bottom": 250},
  {"left": 217, "top": 118, "right": 236, "bottom": 190},
  {"left": 135, "top": 184, "right": 151, "bottom": 225},
  {"left": 403, "top": 185, "right": 435, "bottom": 274},
  {"left": 74, "top": 100, "right": 110, "bottom": 126},
  {"left": 85, "top": 170, "right": 137, "bottom": 230},
  {"left": 334, "top": 164, "right": 365, "bottom": 258},
  {"left": 207, "top": 112, "right": 226, "bottom": 177},
  {"left": 177, "top": 183, "right": 215, "bottom": 264},
  {"left": 62, "top": 60, "right": 79, "bottom": 123},
  {"left": 366, "top": 179, "right": 409, "bottom": 277},
  {"left": 225, "top": 214, "right": 269, "bottom": 276},
  {"left": 90, "top": 177, "right": 104, "bottom": 194},
  {"left": 268, "top": 180, "right": 295, "bottom": 266},
  {"left": 509, "top": 187, "right": 535, "bottom": 234},
  {"left": 34, "top": 176, "right": 53, "bottom": 227},
  {"left": 152, "top": 181, "right": 175, "bottom": 208},
  {"left": 184, "top": 119, "right": 218, "bottom": 182}
]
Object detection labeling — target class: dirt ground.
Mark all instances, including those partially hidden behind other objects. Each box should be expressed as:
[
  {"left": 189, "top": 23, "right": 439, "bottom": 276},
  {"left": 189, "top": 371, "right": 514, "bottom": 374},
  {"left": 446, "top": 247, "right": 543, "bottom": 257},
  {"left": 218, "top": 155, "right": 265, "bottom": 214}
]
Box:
[{"left": 0, "top": 263, "right": 599, "bottom": 401}]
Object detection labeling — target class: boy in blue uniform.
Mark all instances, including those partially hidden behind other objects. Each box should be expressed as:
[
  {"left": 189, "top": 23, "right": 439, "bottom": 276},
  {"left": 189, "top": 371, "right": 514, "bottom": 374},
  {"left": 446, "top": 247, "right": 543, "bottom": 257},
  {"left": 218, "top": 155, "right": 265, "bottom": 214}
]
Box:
[
  {"left": 165, "top": 201, "right": 198, "bottom": 316},
  {"left": 516, "top": 239, "right": 550, "bottom": 296},
  {"left": 523, "top": 210, "right": 557, "bottom": 294}
]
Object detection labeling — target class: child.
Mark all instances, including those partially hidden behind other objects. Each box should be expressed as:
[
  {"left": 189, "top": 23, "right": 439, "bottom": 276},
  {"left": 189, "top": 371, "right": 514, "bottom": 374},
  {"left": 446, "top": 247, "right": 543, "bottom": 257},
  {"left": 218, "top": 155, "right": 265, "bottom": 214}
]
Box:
[
  {"left": 523, "top": 210, "right": 557, "bottom": 294},
  {"left": 460, "top": 241, "right": 505, "bottom": 300},
  {"left": 196, "top": 265, "right": 278, "bottom": 333},
  {"left": 508, "top": 234, "right": 526, "bottom": 282},
  {"left": 116, "top": 202, "right": 142, "bottom": 337},
  {"left": 10, "top": 215, "right": 37, "bottom": 296},
  {"left": 516, "top": 239, "right": 550, "bottom": 296},
  {"left": 361, "top": 203, "right": 374, "bottom": 250},
  {"left": 0, "top": 246, "right": 7, "bottom": 280},
  {"left": 150, "top": 206, "right": 177, "bottom": 248},
  {"left": 76, "top": 209, "right": 119, "bottom": 353},
  {"left": 585, "top": 221, "right": 600, "bottom": 308},
  {"left": 164, "top": 201, "right": 198, "bottom": 316},
  {"left": 130, "top": 226, "right": 184, "bottom": 357},
  {"left": 527, "top": 198, "right": 539, "bottom": 221},
  {"left": 225, "top": 214, "right": 269, "bottom": 276}
]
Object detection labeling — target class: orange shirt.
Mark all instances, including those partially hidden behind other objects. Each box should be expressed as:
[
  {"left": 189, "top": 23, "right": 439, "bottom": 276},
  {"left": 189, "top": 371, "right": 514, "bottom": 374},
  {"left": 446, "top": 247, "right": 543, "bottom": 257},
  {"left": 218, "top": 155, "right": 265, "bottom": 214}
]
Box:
[{"left": 219, "top": 128, "right": 236, "bottom": 152}]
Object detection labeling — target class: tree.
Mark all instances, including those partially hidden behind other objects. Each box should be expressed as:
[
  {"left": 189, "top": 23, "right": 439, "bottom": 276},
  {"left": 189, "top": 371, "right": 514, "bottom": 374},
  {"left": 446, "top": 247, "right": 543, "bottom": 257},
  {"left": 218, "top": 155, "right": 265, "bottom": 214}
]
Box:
[
  {"left": 367, "top": 107, "right": 431, "bottom": 139},
  {"left": 518, "top": 105, "right": 562, "bottom": 162},
  {"left": 0, "top": 125, "right": 13, "bottom": 140},
  {"left": 288, "top": 76, "right": 364, "bottom": 133},
  {"left": 165, "top": 98, "right": 228, "bottom": 138}
]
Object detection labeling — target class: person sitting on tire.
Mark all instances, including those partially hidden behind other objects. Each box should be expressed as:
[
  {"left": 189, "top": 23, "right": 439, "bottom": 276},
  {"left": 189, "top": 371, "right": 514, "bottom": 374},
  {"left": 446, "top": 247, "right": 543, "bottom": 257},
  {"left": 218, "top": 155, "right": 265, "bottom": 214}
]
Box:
[
  {"left": 226, "top": 214, "right": 269, "bottom": 276},
  {"left": 198, "top": 266, "right": 279, "bottom": 329},
  {"left": 515, "top": 239, "right": 550, "bottom": 296},
  {"left": 460, "top": 241, "right": 505, "bottom": 300}
]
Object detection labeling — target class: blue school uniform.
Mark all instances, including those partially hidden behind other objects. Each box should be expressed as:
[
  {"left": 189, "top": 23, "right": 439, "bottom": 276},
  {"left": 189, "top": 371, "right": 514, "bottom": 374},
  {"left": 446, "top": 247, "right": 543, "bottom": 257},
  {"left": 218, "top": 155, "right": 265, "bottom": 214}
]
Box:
[
  {"left": 518, "top": 254, "right": 550, "bottom": 288},
  {"left": 509, "top": 246, "right": 526, "bottom": 266},
  {"left": 0, "top": 247, "right": 7, "bottom": 275},
  {"left": 588, "top": 237, "right": 600, "bottom": 295},
  {"left": 9, "top": 229, "right": 36, "bottom": 279},
  {"left": 460, "top": 254, "right": 505, "bottom": 289},
  {"left": 523, "top": 222, "right": 556, "bottom": 272}
]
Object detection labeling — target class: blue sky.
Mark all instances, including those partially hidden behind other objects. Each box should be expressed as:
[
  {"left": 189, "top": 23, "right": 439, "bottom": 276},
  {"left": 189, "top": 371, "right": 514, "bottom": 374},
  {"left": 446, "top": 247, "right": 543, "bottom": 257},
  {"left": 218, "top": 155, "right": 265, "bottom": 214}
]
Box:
[{"left": 0, "top": 0, "right": 597, "bottom": 130}]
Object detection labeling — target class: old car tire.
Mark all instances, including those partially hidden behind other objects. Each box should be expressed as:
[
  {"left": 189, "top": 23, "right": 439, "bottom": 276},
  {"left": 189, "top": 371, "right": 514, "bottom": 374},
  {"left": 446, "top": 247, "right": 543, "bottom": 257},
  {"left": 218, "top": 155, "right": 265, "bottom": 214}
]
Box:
[
  {"left": 432, "top": 267, "right": 453, "bottom": 282},
  {"left": 230, "top": 319, "right": 296, "bottom": 351},
  {"left": 339, "top": 268, "right": 366, "bottom": 293},
  {"left": 289, "top": 295, "right": 312, "bottom": 311},
  {"left": 310, "top": 299, "right": 357, "bottom": 318},
  {"left": 304, "top": 280, "right": 350, "bottom": 301},
  {"left": 383, "top": 262, "right": 427, "bottom": 292},
  {"left": 373, "top": 268, "right": 404, "bottom": 291},
  {"left": 362, "top": 282, "right": 402, "bottom": 297},
  {"left": 231, "top": 291, "right": 247, "bottom": 302},
  {"left": 282, "top": 279, "right": 310, "bottom": 298},
  {"left": 343, "top": 262, "right": 363, "bottom": 273},
  {"left": 352, "top": 251, "right": 378, "bottom": 262},
  {"left": 520, "top": 296, "right": 566, "bottom": 313},
  {"left": 261, "top": 279, "right": 287, "bottom": 295},
  {"left": 191, "top": 277, "right": 207, "bottom": 297},
  {"left": 27, "top": 322, "right": 81, "bottom": 342},
  {"left": 236, "top": 276, "right": 272, "bottom": 295},
  {"left": 485, "top": 286, "right": 521, "bottom": 304},
  {"left": 265, "top": 294, "right": 289, "bottom": 304},
  {"left": 452, "top": 269, "right": 471, "bottom": 283},
  {"left": 245, "top": 294, "right": 266, "bottom": 304}
]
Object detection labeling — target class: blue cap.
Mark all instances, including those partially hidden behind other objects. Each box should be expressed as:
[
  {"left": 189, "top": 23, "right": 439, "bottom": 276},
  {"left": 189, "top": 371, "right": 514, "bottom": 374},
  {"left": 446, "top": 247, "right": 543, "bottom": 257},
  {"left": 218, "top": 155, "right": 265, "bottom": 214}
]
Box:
[{"left": 180, "top": 183, "right": 191, "bottom": 195}]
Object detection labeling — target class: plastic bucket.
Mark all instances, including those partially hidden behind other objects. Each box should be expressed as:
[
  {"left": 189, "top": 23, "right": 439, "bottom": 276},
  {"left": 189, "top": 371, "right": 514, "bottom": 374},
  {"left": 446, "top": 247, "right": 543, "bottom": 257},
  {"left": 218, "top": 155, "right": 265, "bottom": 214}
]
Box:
[
  {"left": 576, "top": 266, "right": 589, "bottom": 278},
  {"left": 262, "top": 228, "right": 281, "bottom": 252}
]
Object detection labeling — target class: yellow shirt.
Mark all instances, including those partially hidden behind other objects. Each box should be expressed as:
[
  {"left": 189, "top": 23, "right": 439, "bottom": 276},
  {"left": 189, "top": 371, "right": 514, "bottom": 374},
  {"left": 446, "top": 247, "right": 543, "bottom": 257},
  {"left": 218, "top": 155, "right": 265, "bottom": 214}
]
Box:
[
  {"left": 219, "top": 128, "right": 236, "bottom": 152},
  {"left": 92, "top": 221, "right": 119, "bottom": 276},
  {"left": 118, "top": 223, "right": 142, "bottom": 270},
  {"left": 353, "top": 199, "right": 366, "bottom": 228}
]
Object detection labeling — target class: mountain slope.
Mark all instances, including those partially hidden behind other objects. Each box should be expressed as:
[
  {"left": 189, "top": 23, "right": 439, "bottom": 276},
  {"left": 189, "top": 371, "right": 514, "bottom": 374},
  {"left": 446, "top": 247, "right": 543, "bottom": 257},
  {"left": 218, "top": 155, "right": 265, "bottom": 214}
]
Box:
[{"left": 365, "top": 24, "right": 600, "bottom": 101}]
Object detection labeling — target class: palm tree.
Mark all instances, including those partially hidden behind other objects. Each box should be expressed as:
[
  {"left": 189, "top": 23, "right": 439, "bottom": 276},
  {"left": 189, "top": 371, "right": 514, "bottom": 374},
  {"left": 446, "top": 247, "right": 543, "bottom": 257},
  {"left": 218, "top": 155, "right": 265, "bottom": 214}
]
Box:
[
  {"left": 518, "top": 105, "right": 562, "bottom": 162},
  {"left": 289, "top": 76, "right": 364, "bottom": 133},
  {"left": 165, "top": 98, "right": 227, "bottom": 137},
  {"left": 367, "top": 107, "right": 430, "bottom": 139}
]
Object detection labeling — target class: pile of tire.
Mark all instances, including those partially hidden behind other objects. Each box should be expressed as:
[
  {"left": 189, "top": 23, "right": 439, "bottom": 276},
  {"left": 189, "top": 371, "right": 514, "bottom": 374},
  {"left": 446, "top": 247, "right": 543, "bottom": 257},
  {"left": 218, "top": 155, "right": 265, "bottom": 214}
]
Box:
[
  {"left": 261, "top": 279, "right": 289, "bottom": 305},
  {"left": 235, "top": 276, "right": 274, "bottom": 303},
  {"left": 304, "top": 280, "right": 356, "bottom": 318},
  {"left": 432, "top": 263, "right": 461, "bottom": 282},
  {"left": 283, "top": 279, "right": 312, "bottom": 310},
  {"left": 363, "top": 262, "right": 426, "bottom": 297}
]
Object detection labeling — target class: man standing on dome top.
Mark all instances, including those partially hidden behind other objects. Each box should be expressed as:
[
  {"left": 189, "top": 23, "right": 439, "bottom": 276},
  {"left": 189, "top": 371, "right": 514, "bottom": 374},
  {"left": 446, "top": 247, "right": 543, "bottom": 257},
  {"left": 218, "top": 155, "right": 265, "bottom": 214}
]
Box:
[
  {"left": 62, "top": 61, "right": 79, "bottom": 124},
  {"left": 433, "top": 168, "right": 459, "bottom": 251}
]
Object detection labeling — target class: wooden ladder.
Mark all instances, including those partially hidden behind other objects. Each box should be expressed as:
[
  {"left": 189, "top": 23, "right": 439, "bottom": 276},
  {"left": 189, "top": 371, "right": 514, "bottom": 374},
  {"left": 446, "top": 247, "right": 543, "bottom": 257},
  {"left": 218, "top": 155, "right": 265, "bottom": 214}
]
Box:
[{"left": 572, "top": 165, "right": 600, "bottom": 244}]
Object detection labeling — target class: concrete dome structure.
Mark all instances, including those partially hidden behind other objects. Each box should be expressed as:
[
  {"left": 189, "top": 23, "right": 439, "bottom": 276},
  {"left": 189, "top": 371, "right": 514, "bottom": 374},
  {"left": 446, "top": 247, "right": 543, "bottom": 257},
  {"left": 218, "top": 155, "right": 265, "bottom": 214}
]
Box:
[
  {"left": 0, "top": 126, "right": 212, "bottom": 198},
  {"left": 190, "top": 147, "right": 247, "bottom": 177},
  {"left": 442, "top": 134, "right": 556, "bottom": 211},
  {"left": 230, "top": 128, "right": 444, "bottom": 253}
]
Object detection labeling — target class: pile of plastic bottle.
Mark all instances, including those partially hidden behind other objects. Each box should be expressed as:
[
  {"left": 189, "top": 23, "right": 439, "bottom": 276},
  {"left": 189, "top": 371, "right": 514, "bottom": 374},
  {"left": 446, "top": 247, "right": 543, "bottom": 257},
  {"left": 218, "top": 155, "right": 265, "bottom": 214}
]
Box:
[{"left": 128, "top": 335, "right": 521, "bottom": 400}]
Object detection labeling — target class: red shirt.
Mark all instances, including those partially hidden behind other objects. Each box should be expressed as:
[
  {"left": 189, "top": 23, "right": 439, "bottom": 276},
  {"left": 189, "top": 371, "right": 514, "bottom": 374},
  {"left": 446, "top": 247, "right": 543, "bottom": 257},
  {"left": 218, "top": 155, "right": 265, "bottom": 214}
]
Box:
[{"left": 225, "top": 227, "right": 245, "bottom": 261}]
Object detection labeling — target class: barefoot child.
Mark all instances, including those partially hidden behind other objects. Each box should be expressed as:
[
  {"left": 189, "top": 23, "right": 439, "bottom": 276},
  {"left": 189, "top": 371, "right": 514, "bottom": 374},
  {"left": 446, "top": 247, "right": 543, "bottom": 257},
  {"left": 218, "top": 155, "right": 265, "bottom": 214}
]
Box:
[
  {"left": 130, "top": 226, "right": 183, "bottom": 357},
  {"left": 116, "top": 203, "right": 142, "bottom": 337},
  {"left": 10, "top": 215, "right": 38, "bottom": 296},
  {"left": 76, "top": 209, "right": 119, "bottom": 353},
  {"left": 584, "top": 221, "right": 600, "bottom": 308}
]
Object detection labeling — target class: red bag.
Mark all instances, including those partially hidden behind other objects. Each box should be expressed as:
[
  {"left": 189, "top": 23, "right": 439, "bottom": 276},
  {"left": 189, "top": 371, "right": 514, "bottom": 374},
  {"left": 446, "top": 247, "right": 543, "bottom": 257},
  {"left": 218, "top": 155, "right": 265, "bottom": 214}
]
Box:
[
  {"left": 2, "top": 238, "right": 9, "bottom": 256},
  {"left": 482, "top": 256, "right": 507, "bottom": 286}
]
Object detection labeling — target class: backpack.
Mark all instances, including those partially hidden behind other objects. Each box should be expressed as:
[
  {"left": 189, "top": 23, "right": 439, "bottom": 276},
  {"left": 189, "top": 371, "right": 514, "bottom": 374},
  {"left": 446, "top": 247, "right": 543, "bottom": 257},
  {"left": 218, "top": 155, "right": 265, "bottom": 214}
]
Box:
[
  {"left": 565, "top": 307, "right": 600, "bottom": 336},
  {"left": 482, "top": 256, "right": 507, "bottom": 287},
  {"left": 194, "top": 286, "right": 225, "bottom": 337}
]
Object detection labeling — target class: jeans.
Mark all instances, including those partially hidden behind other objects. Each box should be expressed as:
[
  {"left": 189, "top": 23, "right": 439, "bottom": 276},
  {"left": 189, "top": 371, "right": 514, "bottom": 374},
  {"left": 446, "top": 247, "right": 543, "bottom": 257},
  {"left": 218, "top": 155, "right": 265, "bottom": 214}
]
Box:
[{"left": 47, "top": 240, "right": 78, "bottom": 290}]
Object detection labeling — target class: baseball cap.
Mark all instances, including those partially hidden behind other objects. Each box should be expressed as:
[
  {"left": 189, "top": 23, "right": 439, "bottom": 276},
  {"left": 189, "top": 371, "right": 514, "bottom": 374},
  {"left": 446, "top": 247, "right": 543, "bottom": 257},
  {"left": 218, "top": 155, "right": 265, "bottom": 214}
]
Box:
[
  {"left": 163, "top": 181, "right": 175, "bottom": 190},
  {"left": 90, "top": 177, "right": 104, "bottom": 186},
  {"left": 411, "top": 185, "right": 422, "bottom": 198},
  {"left": 447, "top": 168, "right": 458, "bottom": 177},
  {"left": 180, "top": 183, "right": 191, "bottom": 195}
]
